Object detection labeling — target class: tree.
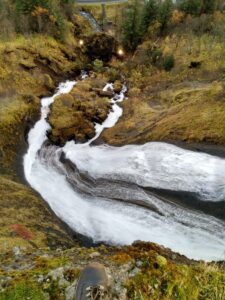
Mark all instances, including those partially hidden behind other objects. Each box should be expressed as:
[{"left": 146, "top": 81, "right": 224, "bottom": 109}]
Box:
[
  {"left": 141, "top": 0, "right": 158, "bottom": 34},
  {"left": 202, "top": 0, "right": 218, "bottom": 13},
  {"left": 122, "top": 0, "right": 143, "bottom": 51},
  {"left": 15, "top": 0, "right": 66, "bottom": 39},
  {"left": 16, "top": 0, "right": 48, "bottom": 15},
  {"left": 179, "top": 0, "right": 202, "bottom": 15},
  {"left": 158, "top": 0, "right": 174, "bottom": 31},
  {"left": 179, "top": 0, "right": 218, "bottom": 15}
]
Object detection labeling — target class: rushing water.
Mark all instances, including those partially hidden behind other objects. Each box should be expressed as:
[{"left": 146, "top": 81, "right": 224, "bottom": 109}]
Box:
[
  {"left": 24, "top": 76, "right": 225, "bottom": 261},
  {"left": 79, "top": 11, "right": 102, "bottom": 32}
]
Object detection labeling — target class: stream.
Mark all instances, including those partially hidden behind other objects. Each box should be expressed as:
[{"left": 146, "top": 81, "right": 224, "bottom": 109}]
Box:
[{"left": 24, "top": 76, "right": 225, "bottom": 262}]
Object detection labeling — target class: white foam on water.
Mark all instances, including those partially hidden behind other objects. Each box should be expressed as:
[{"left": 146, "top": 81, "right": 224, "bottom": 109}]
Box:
[
  {"left": 64, "top": 141, "right": 225, "bottom": 202},
  {"left": 24, "top": 78, "right": 225, "bottom": 261}
]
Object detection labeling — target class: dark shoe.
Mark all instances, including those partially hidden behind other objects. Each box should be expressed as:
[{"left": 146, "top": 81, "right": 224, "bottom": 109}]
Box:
[{"left": 75, "top": 262, "right": 109, "bottom": 300}]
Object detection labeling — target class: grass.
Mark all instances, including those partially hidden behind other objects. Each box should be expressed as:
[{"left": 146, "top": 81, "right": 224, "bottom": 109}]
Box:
[
  {"left": 0, "top": 175, "right": 74, "bottom": 253},
  {"left": 115, "top": 243, "right": 225, "bottom": 300},
  {"left": 101, "top": 14, "right": 225, "bottom": 146},
  {"left": 0, "top": 31, "right": 88, "bottom": 174},
  {"left": 0, "top": 241, "right": 225, "bottom": 300},
  {"left": 0, "top": 282, "right": 46, "bottom": 300}
]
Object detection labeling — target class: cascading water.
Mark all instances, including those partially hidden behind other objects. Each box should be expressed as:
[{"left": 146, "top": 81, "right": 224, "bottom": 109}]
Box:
[{"left": 24, "top": 75, "right": 225, "bottom": 261}]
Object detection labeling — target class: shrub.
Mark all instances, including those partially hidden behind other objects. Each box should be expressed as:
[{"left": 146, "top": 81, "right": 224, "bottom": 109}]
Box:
[
  {"left": 141, "top": 0, "right": 158, "bottom": 34},
  {"left": 122, "top": 0, "right": 143, "bottom": 51},
  {"left": 179, "top": 0, "right": 202, "bottom": 15},
  {"left": 163, "top": 54, "right": 175, "bottom": 71},
  {"left": 151, "top": 48, "right": 163, "bottom": 64},
  {"left": 158, "top": 0, "right": 174, "bottom": 31},
  {"left": 106, "top": 67, "right": 120, "bottom": 81},
  {"left": 93, "top": 59, "right": 104, "bottom": 73}
]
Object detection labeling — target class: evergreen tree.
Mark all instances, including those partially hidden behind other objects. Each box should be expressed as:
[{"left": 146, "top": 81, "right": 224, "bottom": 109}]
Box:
[
  {"left": 141, "top": 0, "right": 158, "bottom": 34},
  {"left": 202, "top": 0, "right": 218, "bottom": 13},
  {"left": 179, "top": 0, "right": 202, "bottom": 15},
  {"left": 122, "top": 0, "right": 143, "bottom": 51},
  {"left": 16, "top": 0, "right": 48, "bottom": 14},
  {"left": 158, "top": 0, "right": 174, "bottom": 31}
]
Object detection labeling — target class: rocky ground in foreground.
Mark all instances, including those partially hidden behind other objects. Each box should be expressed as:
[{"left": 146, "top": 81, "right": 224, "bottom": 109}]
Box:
[{"left": 1, "top": 241, "right": 225, "bottom": 300}]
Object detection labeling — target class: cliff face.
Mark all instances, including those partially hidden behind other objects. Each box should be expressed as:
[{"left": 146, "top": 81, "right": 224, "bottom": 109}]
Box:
[{"left": 0, "top": 32, "right": 88, "bottom": 254}]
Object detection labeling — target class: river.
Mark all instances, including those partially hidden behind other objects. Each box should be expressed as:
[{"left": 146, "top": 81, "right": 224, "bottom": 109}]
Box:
[{"left": 24, "top": 75, "right": 225, "bottom": 262}]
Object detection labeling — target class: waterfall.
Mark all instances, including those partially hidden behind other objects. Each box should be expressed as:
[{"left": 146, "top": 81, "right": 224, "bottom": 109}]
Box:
[{"left": 24, "top": 75, "right": 225, "bottom": 261}]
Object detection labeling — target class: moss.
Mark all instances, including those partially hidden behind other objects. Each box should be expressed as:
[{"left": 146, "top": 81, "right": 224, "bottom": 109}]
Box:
[
  {"left": 111, "top": 253, "right": 133, "bottom": 265},
  {"left": 0, "top": 282, "right": 46, "bottom": 300},
  {"left": 35, "top": 256, "right": 68, "bottom": 271},
  {"left": 123, "top": 245, "right": 225, "bottom": 300},
  {"left": 48, "top": 75, "right": 112, "bottom": 145},
  {"left": 0, "top": 176, "right": 74, "bottom": 252},
  {"left": 0, "top": 33, "right": 87, "bottom": 176}
]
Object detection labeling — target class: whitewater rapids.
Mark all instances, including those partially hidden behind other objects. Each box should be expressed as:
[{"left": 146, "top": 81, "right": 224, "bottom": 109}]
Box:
[{"left": 24, "top": 78, "right": 225, "bottom": 261}]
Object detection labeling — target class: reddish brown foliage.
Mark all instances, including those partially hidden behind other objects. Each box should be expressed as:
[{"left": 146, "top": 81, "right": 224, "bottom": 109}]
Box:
[{"left": 11, "top": 224, "right": 34, "bottom": 241}]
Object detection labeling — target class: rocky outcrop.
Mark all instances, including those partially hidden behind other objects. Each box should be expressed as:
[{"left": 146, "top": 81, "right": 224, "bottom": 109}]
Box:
[
  {"left": 85, "top": 32, "right": 116, "bottom": 61},
  {"left": 48, "top": 76, "right": 113, "bottom": 145}
]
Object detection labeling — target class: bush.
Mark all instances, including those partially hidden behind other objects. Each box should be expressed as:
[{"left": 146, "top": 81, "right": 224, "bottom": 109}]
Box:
[
  {"left": 179, "top": 0, "right": 202, "bottom": 15},
  {"left": 158, "top": 0, "right": 174, "bottom": 31},
  {"left": 93, "top": 59, "right": 104, "bottom": 73},
  {"left": 163, "top": 54, "right": 175, "bottom": 71},
  {"left": 141, "top": 0, "right": 158, "bottom": 34},
  {"left": 179, "top": 0, "right": 218, "bottom": 15},
  {"left": 151, "top": 48, "right": 163, "bottom": 64},
  {"left": 122, "top": 0, "right": 143, "bottom": 51},
  {"left": 106, "top": 67, "right": 120, "bottom": 82},
  {"left": 202, "top": 0, "right": 218, "bottom": 13}
]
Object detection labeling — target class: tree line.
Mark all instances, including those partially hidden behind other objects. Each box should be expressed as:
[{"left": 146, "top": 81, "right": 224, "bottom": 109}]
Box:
[
  {"left": 122, "top": 0, "right": 225, "bottom": 51},
  {"left": 0, "top": 0, "right": 75, "bottom": 40}
]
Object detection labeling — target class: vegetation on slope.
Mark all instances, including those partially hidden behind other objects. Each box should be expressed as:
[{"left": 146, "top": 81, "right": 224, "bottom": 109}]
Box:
[
  {"left": 102, "top": 7, "right": 225, "bottom": 146},
  {"left": 48, "top": 74, "right": 113, "bottom": 145},
  {"left": 0, "top": 242, "right": 225, "bottom": 300}
]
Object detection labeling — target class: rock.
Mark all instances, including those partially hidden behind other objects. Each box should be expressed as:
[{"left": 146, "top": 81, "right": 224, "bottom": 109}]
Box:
[
  {"left": 89, "top": 251, "right": 101, "bottom": 259},
  {"left": 48, "top": 77, "right": 112, "bottom": 146},
  {"left": 47, "top": 267, "right": 65, "bottom": 281},
  {"left": 65, "top": 280, "right": 77, "bottom": 300},
  {"left": 36, "top": 274, "right": 44, "bottom": 283},
  {"left": 91, "top": 87, "right": 102, "bottom": 93},
  {"left": 12, "top": 246, "right": 22, "bottom": 256},
  {"left": 136, "top": 260, "right": 143, "bottom": 268},
  {"left": 129, "top": 267, "right": 140, "bottom": 278},
  {"left": 0, "top": 276, "right": 12, "bottom": 289},
  {"left": 98, "top": 90, "right": 114, "bottom": 98},
  {"left": 85, "top": 33, "right": 116, "bottom": 62},
  {"left": 58, "top": 278, "right": 70, "bottom": 289}
]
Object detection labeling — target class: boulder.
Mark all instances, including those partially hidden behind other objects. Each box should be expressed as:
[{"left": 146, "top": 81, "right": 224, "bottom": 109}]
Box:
[
  {"left": 85, "top": 33, "right": 116, "bottom": 62},
  {"left": 98, "top": 90, "right": 114, "bottom": 98}
]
